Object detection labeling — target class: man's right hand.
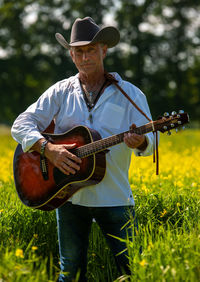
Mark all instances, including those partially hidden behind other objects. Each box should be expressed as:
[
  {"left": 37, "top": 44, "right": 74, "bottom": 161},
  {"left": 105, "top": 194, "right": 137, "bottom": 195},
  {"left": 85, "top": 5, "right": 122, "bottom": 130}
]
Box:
[
  {"left": 45, "top": 142, "right": 82, "bottom": 175},
  {"left": 31, "top": 139, "right": 82, "bottom": 175}
]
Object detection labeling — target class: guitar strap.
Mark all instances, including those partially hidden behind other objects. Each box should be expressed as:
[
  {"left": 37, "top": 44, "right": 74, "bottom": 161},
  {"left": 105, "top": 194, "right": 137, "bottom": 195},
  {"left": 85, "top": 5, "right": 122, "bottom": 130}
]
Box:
[{"left": 104, "top": 72, "right": 159, "bottom": 175}]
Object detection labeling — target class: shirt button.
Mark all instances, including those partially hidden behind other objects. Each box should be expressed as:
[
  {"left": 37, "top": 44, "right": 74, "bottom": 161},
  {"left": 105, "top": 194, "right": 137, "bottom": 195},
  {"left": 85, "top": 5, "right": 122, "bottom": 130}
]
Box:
[{"left": 89, "top": 114, "right": 93, "bottom": 123}]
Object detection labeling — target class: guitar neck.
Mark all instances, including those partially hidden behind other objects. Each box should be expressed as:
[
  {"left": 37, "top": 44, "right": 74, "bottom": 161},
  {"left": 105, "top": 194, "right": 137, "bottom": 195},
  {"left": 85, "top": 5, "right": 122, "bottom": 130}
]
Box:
[{"left": 75, "top": 121, "right": 154, "bottom": 158}]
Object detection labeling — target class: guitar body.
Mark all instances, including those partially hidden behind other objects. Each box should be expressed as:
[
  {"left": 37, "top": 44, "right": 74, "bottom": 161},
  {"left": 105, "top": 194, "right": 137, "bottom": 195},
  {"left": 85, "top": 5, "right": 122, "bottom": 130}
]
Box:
[{"left": 13, "top": 126, "right": 106, "bottom": 211}]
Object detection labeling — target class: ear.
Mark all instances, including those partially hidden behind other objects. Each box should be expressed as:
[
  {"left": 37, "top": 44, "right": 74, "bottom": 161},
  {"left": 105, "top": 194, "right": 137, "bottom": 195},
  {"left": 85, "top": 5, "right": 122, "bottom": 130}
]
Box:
[
  {"left": 70, "top": 49, "right": 75, "bottom": 62},
  {"left": 101, "top": 44, "right": 108, "bottom": 59}
]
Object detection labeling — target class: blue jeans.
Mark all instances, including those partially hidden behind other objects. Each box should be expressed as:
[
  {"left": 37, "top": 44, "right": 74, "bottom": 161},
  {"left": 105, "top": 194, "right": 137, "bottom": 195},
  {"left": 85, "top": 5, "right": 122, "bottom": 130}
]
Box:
[{"left": 56, "top": 202, "right": 137, "bottom": 282}]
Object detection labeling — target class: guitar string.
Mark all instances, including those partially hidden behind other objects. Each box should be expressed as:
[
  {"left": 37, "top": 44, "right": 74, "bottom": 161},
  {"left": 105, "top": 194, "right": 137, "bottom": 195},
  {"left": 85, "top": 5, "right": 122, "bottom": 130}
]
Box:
[
  {"left": 77, "top": 125, "right": 154, "bottom": 157},
  {"left": 74, "top": 123, "right": 155, "bottom": 158}
]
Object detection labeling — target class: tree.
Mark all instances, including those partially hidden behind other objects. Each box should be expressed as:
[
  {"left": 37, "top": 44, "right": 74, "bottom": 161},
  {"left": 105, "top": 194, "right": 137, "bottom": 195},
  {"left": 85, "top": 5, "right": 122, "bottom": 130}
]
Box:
[
  {"left": 0, "top": 0, "right": 112, "bottom": 124},
  {"left": 111, "top": 0, "right": 200, "bottom": 120},
  {"left": 0, "top": 0, "right": 200, "bottom": 124}
]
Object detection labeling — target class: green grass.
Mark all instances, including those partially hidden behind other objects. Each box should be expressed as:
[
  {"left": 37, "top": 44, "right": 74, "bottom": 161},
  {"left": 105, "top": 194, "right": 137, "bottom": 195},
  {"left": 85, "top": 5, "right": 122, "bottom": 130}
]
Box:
[{"left": 0, "top": 129, "right": 199, "bottom": 281}]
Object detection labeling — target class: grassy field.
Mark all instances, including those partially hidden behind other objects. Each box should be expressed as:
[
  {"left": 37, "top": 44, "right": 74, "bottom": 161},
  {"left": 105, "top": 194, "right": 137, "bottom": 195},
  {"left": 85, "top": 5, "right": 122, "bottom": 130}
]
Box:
[{"left": 0, "top": 127, "right": 199, "bottom": 281}]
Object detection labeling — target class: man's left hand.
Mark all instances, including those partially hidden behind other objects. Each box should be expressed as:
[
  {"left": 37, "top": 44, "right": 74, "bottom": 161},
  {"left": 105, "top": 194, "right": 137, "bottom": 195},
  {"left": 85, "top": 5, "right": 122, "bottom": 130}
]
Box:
[{"left": 124, "top": 124, "right": 147, "bottom": 151}]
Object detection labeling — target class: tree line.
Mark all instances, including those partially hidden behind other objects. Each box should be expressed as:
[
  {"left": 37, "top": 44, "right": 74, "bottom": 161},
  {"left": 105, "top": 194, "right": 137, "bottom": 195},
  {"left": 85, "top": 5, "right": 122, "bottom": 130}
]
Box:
[{"left": 0, "top": 0, "right": 200, "bottom": 125}]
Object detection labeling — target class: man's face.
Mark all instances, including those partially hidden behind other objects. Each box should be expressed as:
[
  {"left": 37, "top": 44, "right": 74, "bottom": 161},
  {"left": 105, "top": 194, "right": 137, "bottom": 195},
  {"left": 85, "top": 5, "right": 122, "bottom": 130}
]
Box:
[{"left": 70, "top": 43, "right": 107, "bottom": 75}]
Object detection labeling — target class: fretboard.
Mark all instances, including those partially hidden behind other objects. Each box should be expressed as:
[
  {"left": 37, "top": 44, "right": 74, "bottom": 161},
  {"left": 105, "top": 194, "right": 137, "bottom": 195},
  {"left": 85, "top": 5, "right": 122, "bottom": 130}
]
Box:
[{"left": 74, "top": 121, "right": 155, "bottom": 158}]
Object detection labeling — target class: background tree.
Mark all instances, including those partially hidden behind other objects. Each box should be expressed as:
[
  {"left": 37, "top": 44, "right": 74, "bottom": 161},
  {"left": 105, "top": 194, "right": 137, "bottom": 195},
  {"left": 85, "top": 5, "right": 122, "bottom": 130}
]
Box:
[
  {"left": 0, "top": 0, "right": 112, "bottom": 124},
  {"left": 0, "top": 0, "right": 199, "bottom": 124},
  {"left": 111, "top": 0, "right": 200, "bottom": 120}
]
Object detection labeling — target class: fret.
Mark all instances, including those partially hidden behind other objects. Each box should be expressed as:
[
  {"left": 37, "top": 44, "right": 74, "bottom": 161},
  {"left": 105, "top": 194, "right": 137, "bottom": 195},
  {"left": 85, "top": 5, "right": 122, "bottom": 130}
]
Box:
[
  {"left": 75, "top": 132, "right": 127, "bottom": 158},
  {"left": 74, "top": 121, "right": 156, "bottom": 158},
  {"left": 133, "top": 124, "right": 153, "bottom": 135}
]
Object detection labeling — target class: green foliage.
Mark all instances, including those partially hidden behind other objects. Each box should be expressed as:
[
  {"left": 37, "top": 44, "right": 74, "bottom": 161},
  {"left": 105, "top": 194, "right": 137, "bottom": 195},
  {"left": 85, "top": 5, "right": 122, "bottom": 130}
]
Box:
[
  {"left": 0, "top": 1, "right": 200, "bottom": 124},
  {"left": 112, "top": 0, "right": 200, "bottom": 120}
]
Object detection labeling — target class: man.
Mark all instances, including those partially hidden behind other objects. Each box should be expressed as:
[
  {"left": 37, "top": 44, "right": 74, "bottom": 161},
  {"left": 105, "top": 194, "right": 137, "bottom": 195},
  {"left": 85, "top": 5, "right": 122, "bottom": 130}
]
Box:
[{"left": 11, "top": 17, "right": 154, "bottom": 281}]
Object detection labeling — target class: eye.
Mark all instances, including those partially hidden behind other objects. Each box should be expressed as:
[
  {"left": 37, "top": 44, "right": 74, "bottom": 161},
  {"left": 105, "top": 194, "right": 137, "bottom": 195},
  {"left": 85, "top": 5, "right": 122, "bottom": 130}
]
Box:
[
  {"left": 88, "top": 48, "right": 96, "bottom": 55},
  {"left": 74, "top": 49, "right": 83, "bottom": 55}
]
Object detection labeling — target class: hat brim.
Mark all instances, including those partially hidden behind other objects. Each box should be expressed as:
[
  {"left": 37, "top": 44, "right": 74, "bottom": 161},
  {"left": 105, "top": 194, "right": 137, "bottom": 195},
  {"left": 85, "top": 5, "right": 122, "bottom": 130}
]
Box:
[{"left": 55, "top": 26, "right": 120, "bottom": 49}]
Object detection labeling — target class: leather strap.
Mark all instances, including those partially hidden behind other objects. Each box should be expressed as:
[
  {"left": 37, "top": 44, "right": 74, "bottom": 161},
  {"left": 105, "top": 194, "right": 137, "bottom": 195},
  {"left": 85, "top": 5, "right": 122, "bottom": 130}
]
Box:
[
  {"left": 104, "top": 71, "right": 159, "bottom": 175},
  {"left": 104, "top": 72, "right": 152, "bottom": 122}
]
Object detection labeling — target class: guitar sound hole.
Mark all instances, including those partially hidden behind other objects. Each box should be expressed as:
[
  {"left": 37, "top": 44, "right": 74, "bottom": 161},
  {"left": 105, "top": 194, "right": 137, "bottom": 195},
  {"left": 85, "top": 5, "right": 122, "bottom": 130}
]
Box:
[{"left": 53, "top": 167, "right": 74, "bottom": 185}]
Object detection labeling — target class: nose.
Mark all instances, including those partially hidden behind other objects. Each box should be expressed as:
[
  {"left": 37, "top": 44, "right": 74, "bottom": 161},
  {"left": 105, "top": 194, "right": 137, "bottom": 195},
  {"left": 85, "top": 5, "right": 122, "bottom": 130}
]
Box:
[{"left": 82, "top": 51, "right": 89, "bottom": 61}]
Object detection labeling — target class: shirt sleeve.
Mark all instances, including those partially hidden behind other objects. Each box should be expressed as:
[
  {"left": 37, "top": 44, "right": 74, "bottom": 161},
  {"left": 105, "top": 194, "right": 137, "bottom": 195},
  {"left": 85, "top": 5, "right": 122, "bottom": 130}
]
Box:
[
  {"left": 11, "top": 82, "right": 61, "bottom": 152},
  {"left": 134, "top": 133, "right": 155, "bottom": 156},
  {"left": 125, "top": 82, "right": 157, "bottom": 157}
]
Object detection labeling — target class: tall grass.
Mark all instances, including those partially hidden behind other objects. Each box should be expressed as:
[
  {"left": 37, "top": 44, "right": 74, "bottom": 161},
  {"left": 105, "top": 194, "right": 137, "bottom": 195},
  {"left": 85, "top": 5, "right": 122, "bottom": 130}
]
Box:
[{"left": 0, "top": 128, "right": 199, "bottom": 281}]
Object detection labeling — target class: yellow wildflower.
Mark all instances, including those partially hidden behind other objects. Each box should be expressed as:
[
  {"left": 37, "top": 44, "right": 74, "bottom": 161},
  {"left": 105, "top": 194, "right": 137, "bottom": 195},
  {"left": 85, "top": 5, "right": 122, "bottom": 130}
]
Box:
[
  {"left": 139, "top": 259, "right": 148, "bottom": 267},
  {"left": 15, "top": 249, "right": 24, "bottom": 258},
  {"left": 160, "top": 209, "right": 167, "bottom": 218},
  {"left": 141, "top": 184, "right": 149, "bottom": 193},
  {"left": 174, "top": 180, "right": 183, "bottom": 188},
  {"left": 32, "top": 246, "right": 38, "bottom": 251}
]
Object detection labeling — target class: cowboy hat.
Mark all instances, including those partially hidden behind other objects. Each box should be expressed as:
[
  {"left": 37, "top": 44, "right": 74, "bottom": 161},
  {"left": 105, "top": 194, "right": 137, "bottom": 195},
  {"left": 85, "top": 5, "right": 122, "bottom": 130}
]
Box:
[{"left": 55, "top": 17, "right": 120, "bottom": 49}]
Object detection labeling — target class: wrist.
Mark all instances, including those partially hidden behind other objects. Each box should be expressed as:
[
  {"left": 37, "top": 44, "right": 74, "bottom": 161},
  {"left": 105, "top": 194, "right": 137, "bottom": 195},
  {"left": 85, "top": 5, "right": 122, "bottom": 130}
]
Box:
[
  {"left": 40, "top": 140, "right": 48, "bottom": 157},
  {"left": 137, "top": 136, "right": 147, "bottom": 151}
]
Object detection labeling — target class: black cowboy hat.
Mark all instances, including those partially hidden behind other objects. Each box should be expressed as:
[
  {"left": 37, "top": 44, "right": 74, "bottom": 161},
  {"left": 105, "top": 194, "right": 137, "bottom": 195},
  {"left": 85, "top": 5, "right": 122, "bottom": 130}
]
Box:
[{"left": 55, "top": 17, "right": 120, "bottom": 49}]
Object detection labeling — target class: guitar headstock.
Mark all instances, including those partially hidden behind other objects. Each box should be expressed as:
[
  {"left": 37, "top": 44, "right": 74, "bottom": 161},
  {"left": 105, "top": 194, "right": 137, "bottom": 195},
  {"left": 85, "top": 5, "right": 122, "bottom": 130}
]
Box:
[{"left": 155, "top": 110, "right": 189, "bottom": 134}]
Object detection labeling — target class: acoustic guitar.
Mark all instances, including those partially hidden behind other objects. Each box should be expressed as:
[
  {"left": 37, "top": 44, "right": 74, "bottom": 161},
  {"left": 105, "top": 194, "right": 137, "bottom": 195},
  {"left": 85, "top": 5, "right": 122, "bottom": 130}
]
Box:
[{"left": 13, "top": 111, "right": 189, "bottom": 211}]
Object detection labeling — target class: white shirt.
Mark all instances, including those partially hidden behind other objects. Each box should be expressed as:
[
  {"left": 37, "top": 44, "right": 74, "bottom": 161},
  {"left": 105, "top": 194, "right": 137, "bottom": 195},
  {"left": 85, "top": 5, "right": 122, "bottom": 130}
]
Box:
[{"left": 11, "top": 72, "right": 154, "bottom": 207}]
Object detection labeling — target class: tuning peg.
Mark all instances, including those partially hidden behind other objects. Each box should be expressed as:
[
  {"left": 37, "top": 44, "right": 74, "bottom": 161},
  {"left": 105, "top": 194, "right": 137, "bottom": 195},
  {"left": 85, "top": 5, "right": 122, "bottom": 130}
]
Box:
[
  {"left": 171, "top": 124, "right": 175, "bottom": 128},
  {"left": 179, "top": 110, "right": 184, "bottom": 114},
  {"left": 163, "top": 126, "right": 168, "bottom": 131},
  {"left": 167, "top": 131, "right": 171, "bottom": 135},
  {"left": 171, "top": 111, "right": 177, "bottom": 115},
  {"left": 178, "top": 121, "right": 182, "bottom": 125},
  {"left": 164, "top": 112, "right": 169, "bottom": 117}
]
